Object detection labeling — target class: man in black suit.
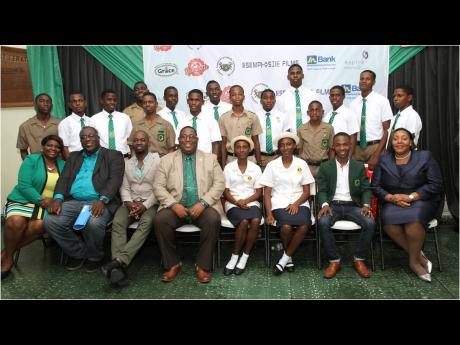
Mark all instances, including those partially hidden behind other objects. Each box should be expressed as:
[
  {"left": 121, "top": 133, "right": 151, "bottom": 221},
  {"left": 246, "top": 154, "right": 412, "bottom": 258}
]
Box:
[{"left": 44, "top": 126, "right": 125, "bottom": 272}]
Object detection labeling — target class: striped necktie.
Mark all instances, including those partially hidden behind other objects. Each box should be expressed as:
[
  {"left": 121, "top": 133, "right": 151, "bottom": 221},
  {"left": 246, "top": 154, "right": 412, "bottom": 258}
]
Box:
[
  {"left": 80, "top": 117, "right": 85, "bottom": 128},
  {"left": 213, "top": 106, "right": 219, "bottom": 121},
  {"left": 295, "top": 89, "right": 302, "bottom": 128},
  {"left": 391, "top": 112, "right": 401, "bottom": 132},
  {"left": 108, "top": 113, "right": 116, "bottom": 150},
  {"left": 265, "top": 112, "right": 273, "bottom": 153},
  {"left": 171, "top": 110, "right": 179, "bottom": 129},
  {"left": 192, "top": 116, "right": 197, "bottom": 131},
  {"left": 359, "top": 98, "right": 367, "bottom": 149},
  {"left": 329, "top": 111, "right": 337, "bottom": 125}
]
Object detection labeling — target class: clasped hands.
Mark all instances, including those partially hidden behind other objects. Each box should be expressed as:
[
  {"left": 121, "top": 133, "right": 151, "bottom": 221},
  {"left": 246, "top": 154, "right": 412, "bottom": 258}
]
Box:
[
  {"left": 387, "top": 193, "right": 414, "bottom": 208},
  {"left": 125, "top": 201, "right": 147, "bottom": 219},
  {"left": 172, "top": 202, "right": 205, "bottom": 220}
]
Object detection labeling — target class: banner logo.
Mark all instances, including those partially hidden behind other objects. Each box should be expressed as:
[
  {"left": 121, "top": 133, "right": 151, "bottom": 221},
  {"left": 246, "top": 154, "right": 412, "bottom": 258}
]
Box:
[
  {"left": 362, "top": 50, "right": 369, "bottom": 59},
  {"left": 217, "top": 57, "right": 235, "bottom": 76},
  {"left": 154, "top": 63, "right": 178, "bottom": 77},
  {"left": 307, "top": 55, "right": 318, "bottom": 64},
  {"left": 221, "top": 86, "right": 231, "bottom": 103},
  {"left": 251, "top": 83, "right": 269, "bottom": 103},
  {"left": 341, "top": 84, "right": 361, "bottom": 95},
  {"left": 185, "top": 58, "right": 209, "bottom": 77},
  {"left": 187, "top": 45, "right": 203, "bottom": 50},
  {"left": 153, "top": 46, "right": 173, "bottom": 52}
]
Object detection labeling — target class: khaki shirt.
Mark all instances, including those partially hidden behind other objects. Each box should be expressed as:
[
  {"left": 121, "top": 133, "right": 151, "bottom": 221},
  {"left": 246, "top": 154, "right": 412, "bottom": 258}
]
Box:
[
  {"left": 123, "top": 102, "right": 162, "bottom": 125},
  {"left": 298, "top": 122, "right": 334, "bottom": 161},
  {"left": 219, "top": 109, "right": 263, "bottom": 152},
  {"left": 129, "top": 116, "right": 176, "bottom": 156},
  {"left": 16, "top": 115, "right": 60, "bottom": 153}
]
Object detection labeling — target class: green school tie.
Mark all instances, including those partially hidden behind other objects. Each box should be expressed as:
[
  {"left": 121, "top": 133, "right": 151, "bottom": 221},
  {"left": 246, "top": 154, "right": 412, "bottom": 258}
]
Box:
[
  {"left": 80, "top": 117, "right": 85, "bottom": 128},
  {"left": 329, "top": 111, "right": 337, "bottom": 125},
  {"left": 213, "top": 106, "right": 219, "bottom": 121},
  {"left": 391, "top": 112, "right": 401, "bottom": 132},
  {"left": 265, "top": 112, "right": 273, "bottom": 153},
  {"left": 108, "top": 113, "right": 116, "bottom": 150},
  {"left": 192, "top": 116, "right": 197, "bottom": 131},
  {"left": 359, "top": 98, "right": 367, "bottom": 149},
  {"left": 295, "top": 89, "right": 302, "bottom": 129},
  {"left": 171, "top": 110, "right": 179, "bottom": 129}
]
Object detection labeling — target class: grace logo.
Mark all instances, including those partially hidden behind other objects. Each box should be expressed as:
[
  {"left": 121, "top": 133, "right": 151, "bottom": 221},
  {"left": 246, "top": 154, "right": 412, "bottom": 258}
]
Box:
[
  {"left": 362, "top": 50, "right": 369, "bottom": 59},
  {"left": 251, "top": 83, "right": 269, "bottom": 104},
  {"left": 153, "top": 45, "right": 173, "bottom": 52},
  {"left": 217, "top": 57, "right": 235, "bottom": 76},
  {"left": 154, "top": 63, "right": 178, "bottom": 77},
  {"left": 184, "top": 58, "right": 209, "bottom": 77}
]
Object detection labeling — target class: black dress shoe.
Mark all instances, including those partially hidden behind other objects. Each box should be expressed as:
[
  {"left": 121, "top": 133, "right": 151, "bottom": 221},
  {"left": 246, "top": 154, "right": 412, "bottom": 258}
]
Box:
[
  {"left": 273, "top": 263, "right": 284, "bottom": 275},
  {"left": 101, "top": 259, "right": 121, "bottom": 278},
  {"left": 285, "top": 263, "right": 295, "bottom": 272},
  {"left": 1, "top": 269, "right": 11, "bottom": 280},
  {"left": 110, "top": 267, "right": 127, "bottom": 284},
  {"left": 234, "top": 267, "right": 245, "bottom": 275},
  {"left": 223, "top": 267, "right": 234, "bottom": 276}
]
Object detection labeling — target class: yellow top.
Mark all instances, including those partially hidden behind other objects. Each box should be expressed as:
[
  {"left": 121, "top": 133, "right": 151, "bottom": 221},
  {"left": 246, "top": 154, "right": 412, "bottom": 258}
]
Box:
[{"left": 41, "top": 172, "right": 59, "bottom": 198}]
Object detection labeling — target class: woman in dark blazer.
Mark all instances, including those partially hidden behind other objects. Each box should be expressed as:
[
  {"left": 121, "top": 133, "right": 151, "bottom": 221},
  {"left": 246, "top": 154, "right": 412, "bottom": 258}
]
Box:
[
  {"left": 2, "top": 135, "right": 65, "bottom": 279},
  {"left": 371, "top": 128, "right": 443, "bottom": 282}
]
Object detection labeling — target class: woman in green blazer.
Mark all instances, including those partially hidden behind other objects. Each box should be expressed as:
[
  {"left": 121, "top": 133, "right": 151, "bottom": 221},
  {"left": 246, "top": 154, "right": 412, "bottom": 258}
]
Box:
[{"left": 2, "top": 135, "right": 65, "bottom": 279}]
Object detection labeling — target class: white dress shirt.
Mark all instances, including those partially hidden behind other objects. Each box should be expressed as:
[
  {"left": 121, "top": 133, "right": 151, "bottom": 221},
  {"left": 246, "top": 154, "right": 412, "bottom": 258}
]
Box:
[
  {"left": 158, "top": 107, "right": 187, "bottom": 137},
  {"left": 277, "top": 85, "right": 319, "bottom": 133},
  {"left": 349, "top": 91, "right": 393, "bottom": 142},
  {"left": 387, "top": 105, "right": 423, "bottom": 145},
  {"left": 58, "top": 113, "right": 91, "bottom": 152},
  {"left": 89, "top": 110, "right": 132, "bottom": 154},
  {"left": 256, "top": 108, "right": 291, "bottom": 153},
  {"left": 202, "top": 100, "right": 232, "bottom": 121},
  {"left": 176, "top": 112, "right": 222, "bottom": 153},
  {"left": 333, "top": 159, "right": 353, "bottom": 202},
  {"left": 323, "top": 104, "right": 359, "bottom": 136},
  {"left": 223, "top": 160, "right": 262, "bottom": 212},
  {"left": 257, "top": 156, "right": 315, "bottom": 210}
]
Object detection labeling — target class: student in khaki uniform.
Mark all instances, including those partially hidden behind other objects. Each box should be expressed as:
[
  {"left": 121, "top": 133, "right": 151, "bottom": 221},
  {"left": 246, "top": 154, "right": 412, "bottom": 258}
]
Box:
[
  {"left": 17, "top": 93, "right": 61, "bottom": 160},
  {"left": 219, "top": 85, "right": 263, "bottom": 167},
  {"left": 129, "top": 92, "right": 176, "bottom": 157},
  {"left": 298, "top": 101, "right": 335, "bottom": 178},
  {"left": 122, "top": 81, "right": 162, "bottom": 125}
]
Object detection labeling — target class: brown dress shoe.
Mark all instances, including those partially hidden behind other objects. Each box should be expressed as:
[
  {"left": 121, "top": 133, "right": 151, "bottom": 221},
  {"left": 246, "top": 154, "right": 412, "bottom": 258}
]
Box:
[
  {"left": 196, "top": 265, "right": 211, "bottom": 283},
  {"left": 161, "top": 263, "right": 182, "bottom": 282},
  {"left": 323, "top": 262, "right": 342, "bottom": 279},
  {"left": 353, "top": 260, "right": 370, "bottom": 278}
]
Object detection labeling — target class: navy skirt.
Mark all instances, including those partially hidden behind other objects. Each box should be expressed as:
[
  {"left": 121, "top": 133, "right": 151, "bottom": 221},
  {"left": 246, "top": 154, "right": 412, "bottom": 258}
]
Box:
[
  {"left": 226, "top": 206, "right": 262, "bottom": 227},
  {"left": 381, "top": 199, "right": 439, "bottom": 226},
  {"left": 273, "top": 206, "right": 311, "bottom": 226}
]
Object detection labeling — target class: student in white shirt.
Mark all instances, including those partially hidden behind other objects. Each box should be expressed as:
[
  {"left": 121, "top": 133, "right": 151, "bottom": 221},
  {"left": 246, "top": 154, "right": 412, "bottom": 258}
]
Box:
[
  {"left": 89, "top": 89, "right": 133, "bottom": 156},
  {"left": 258, "top": 132, "right": 315, "bottom": 275},
  {"left": 256, "top": 89, "right": 291, "bottom": 169},
  {"left": 349, "top": 70, "right": 393, "bottom": 169},
  {"left": 223, "top": 136, "right": 263, "bottom": 276},
  {"left": 202, "top": 80, "right": 232, "bottom": 121},
  {"left": 176, "top": 89, "right": 221, "bottom": 155},
  {"left": 323, "top": 85, "right": 360, "bottom": 157},
  {"left": 277, "top": 64, "right": 318, "bottom": 133},
  {"left": 158, "top": 86, "right": 187, "bottom": 137},
  {"left": 387, "top": 85, "right": 423, "bottom": 148},
  {"left": 58, "top": 92, "right": 91, "bottom": 160}
]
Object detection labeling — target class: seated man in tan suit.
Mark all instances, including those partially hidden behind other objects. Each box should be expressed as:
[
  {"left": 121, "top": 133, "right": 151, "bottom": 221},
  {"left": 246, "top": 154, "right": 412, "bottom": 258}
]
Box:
[
  {"left": 101, "top": 130, "right": 160, "bottom": 287},
  {"left": 153, "top": 126, "right": 225, "bottom": 283}
]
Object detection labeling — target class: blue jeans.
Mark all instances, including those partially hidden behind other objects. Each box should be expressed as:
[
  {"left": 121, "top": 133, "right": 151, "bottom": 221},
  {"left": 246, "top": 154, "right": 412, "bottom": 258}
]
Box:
[
  {"left": 318, "top": 204, "right": 375, "bottom": 261},
  {"left": 44, "top": 199, "right": 113, "bottom": 261}
]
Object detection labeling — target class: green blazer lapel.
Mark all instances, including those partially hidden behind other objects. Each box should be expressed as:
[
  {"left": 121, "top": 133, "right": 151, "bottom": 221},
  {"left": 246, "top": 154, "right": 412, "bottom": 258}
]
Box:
[
  {"left": 348, "top": 160, "right": 360, "bottom": 195},
  {"left": 329, "top": 160, "right": 337, "bottom": 200}
]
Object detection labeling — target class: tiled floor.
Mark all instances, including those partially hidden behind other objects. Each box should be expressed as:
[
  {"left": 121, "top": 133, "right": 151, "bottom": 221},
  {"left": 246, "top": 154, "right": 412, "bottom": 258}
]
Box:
[{"left": 1, "top": 219, "right": 458, "bottom": 299}]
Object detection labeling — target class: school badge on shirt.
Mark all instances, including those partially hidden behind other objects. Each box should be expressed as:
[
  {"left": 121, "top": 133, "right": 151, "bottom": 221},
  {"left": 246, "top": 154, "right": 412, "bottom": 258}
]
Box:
[
  {"left": 157, "top": 127, "right": 165, "bottom": 142},
  {"left": 246, "top": 175, "right": 253, "bottom": 184},
  {"left": 321, "top": 138, "right": 329, "bottom": 149},
  {"left": 297, "top": 167, "right": 303, "bottom": 174},
  {"left": 245, "top": 127, "right": 251, "bottom": 136},
  {"left": 354, "top": 179, "right": 360, "bottom": 187}
]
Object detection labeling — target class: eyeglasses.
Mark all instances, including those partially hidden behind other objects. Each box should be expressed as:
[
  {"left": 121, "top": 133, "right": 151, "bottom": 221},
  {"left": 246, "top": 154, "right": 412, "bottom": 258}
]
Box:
[{"left": 178, "top": 135, "right": 198, "bottom": 141}]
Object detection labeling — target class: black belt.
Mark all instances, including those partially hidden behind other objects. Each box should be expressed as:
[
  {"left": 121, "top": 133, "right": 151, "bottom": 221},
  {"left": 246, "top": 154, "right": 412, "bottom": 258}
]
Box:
[
  {"left": 306, "top": 159, "right": 328, "bottom": 166},
  {"left": 331, "top": 200, "right": 356, "bottom": 206},
  {"left": 261, "top": 152, "right": 277, "bottom": 156},
  {"left": 123, "top": 153, "right": 132, "bottom": 158},
  {"left": 358, "top": 140, "right": 380, "bottom": 146}
]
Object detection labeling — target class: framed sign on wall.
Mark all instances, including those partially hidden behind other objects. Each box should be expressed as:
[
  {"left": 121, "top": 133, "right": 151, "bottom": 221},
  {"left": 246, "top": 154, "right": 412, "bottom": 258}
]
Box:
[{"left": 1, "top": 46, "right": 34, "bottom": 107}]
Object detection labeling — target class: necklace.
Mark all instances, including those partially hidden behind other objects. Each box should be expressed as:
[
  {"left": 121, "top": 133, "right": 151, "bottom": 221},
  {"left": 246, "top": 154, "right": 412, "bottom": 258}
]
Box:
[
  {"left": 47, "top": 166, "right": 55, "bottom": 171},
  {"left": 395, "top": 151, "right": 411, "bottom": 160}
]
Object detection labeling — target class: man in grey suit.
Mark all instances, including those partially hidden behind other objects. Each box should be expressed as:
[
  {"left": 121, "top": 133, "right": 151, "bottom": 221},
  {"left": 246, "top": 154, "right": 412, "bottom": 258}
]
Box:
[
  {"left": 101, "top": 130, "right": 161, "bottom": 287},
  {"left": 45, "top": 126, "right": 125, "bottom": 273},
  {"left": 153, "top": 126, "right": 225, "bottom": 283}
]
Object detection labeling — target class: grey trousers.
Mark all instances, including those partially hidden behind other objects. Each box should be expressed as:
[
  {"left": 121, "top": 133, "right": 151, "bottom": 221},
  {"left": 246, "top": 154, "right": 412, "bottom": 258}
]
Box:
[
  {"left": 111, "top": 204, "right": 157, "bottom": 266},
  {"left": 153, "top": 207, "right": 220, "bottom": 271}
]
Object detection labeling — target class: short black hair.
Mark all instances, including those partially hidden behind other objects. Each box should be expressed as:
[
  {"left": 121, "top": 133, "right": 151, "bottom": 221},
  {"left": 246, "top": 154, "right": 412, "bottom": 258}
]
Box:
[
  {"left": 133, "top": 81, "right": 147, "bottom": 89},
  {"left": 229, "top": 85, "right": 244, "bottom": 94},
  {"left": 79, "top": 126, "right": 99, "bottom": 136},
  {"left": 69, "top": 91, "right": 85, "bottom": 100},
  {"left": 333, "top": 132, "right": 351, "bottom": 142},
  {"left": 35, "top": 93, "right": 52, "bottom": 103},
  {"left": 41, "top": 134, "right": 63, "bottom": 151},
  {"left": 394, "top": 85, "right": 414, "bottom": 96},
  {"left": 142, "top": 92, "right": 157, "bottom": 100},
  {"left": 206, "top": 80, "right": 220, "bottom": 88},
  {"left": 164, "top": 86, "right": 178, "bottom": 96},
  {"left": 361, "top": 70, "right": 376, "bottom": 80},
  {"left": 101, "top": 89, "right": 117, "bottom": 99},
  {"left": 308, "top": 100, "right": 323, "bottom": 108},
  {"left": 288, "top": 64, "right": 303, "bottom": 72},
  {"left": 260, "top": 88, "right": 275, "bottom": 98},
  {"left": 330, "top": 85, "right": 345, "bottom": 97},
  {"left": 187, "top": 89, "right": 204, "bottom": 99},
  {"left": 179, "top": 126, "right": 197, "bottom": 136}
]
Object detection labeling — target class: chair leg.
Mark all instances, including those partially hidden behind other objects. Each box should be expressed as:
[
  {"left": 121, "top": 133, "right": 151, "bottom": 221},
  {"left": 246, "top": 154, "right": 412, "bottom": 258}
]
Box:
[
  {"left": 370, "top": 239, "right": 375, "bottom": 272},
  {"left": 316, "top": 228, "right": 321, "bottom": 269},
  {"left": 217, "top": 238, "right": 221, "bottom": 268},
  {"left": 433, "top": 226, "right": 442, "bottom": 272},
  {"left": 41, "top": 235, "right": 48, "bottom": 249},
  {"left": 13, "top": 250, "right": 20, "bottom": 267},
  {"left": 378, "top": 223, "right": 385, "bottom": 270},
  {"left": 264, "top": 224, "right": 269, "bottom": 267}
]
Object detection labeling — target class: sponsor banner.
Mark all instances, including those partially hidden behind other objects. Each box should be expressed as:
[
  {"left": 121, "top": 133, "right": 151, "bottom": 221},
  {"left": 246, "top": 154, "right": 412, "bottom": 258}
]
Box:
[{"left": 143, "top": 45, "right": 389, "bottom": 114}]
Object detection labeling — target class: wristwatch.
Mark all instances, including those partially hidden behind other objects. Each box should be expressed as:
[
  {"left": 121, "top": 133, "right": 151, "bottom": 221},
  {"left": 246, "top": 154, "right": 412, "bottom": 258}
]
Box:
[
  {"left": 363, "top": 203, "right": 371, "bottom": 208},
  {"left": 409, "top": 194, "right": 415, "bottom": 201}
]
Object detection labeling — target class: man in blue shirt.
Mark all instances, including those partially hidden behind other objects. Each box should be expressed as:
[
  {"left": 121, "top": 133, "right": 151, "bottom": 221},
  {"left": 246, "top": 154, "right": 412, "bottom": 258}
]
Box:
[{"left": 44, "top": 126, "right": 125, "bottom": 272}]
